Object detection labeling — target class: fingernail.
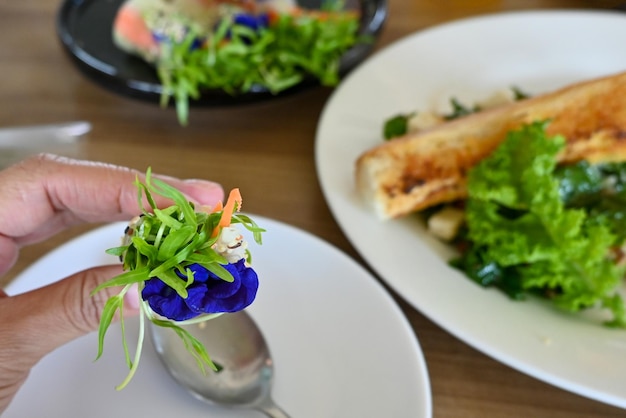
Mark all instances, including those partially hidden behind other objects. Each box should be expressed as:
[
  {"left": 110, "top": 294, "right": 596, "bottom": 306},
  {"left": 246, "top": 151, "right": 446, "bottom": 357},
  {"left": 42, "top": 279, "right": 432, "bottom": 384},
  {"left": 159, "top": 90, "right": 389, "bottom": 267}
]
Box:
[
  {"left": 124, "top": 283, "right": 141, "bottom": 312},
  {"left": 180, "top": 179, "right": 224, "bottom": 206}
]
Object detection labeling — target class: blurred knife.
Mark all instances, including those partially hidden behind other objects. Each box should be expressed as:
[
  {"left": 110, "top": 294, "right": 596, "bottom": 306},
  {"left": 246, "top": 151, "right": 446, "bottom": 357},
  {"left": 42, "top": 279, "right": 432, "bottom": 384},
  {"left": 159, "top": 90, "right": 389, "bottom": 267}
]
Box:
[{"left": 0, "top": 121, "right": 91, "bottom": 147}]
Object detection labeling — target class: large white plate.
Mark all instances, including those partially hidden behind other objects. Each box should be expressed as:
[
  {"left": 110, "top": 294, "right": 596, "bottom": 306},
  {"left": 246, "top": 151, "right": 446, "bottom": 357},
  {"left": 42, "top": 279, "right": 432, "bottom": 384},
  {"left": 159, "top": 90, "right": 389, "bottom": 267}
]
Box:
[
  {"left": 3, "top": 217, "right": 431, "bottom": 417},
  {"left": 315, "top": 10, "right": 626, "bottom": 409}
]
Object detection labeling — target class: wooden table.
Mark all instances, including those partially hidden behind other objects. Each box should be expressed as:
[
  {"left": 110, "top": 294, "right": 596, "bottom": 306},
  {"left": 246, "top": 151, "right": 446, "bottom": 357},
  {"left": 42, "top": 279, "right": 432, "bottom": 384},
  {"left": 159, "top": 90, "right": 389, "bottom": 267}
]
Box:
[{"left": 2, "top": 1, "right": 626, "bottom": 417}]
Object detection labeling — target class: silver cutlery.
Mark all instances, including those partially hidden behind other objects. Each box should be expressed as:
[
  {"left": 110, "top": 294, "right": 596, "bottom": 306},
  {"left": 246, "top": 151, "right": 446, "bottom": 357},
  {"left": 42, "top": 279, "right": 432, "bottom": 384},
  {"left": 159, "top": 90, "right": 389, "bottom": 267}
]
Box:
[
  {"left": 0, "top": 121, "right": 91, "bottom": 147},
  {"left": 150, "top": 311, "right": 291, "bottom": 418}
]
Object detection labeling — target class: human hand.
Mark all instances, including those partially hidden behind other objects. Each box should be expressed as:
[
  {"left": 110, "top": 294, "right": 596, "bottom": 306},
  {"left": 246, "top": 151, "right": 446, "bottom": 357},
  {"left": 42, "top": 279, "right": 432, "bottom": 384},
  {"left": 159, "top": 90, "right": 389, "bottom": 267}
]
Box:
[{"left": 0, "top": 154, "right": 224, "bottom": 413}]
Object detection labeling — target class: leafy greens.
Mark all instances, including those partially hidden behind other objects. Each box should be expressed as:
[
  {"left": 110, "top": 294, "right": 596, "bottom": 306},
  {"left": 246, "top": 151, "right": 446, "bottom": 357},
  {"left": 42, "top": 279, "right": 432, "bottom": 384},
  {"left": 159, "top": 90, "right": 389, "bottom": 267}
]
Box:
[
  {"left": 451, "top": 121, "right": 626, "bottom": 327},
  {"left": 157, "top": 3, "right": 363, "bottom": 125},
  {"left": 92, "top": 169, "right": 265, "bottom": 389},
  {"left": 382, "top": 87, "right": 530, "bottom": 140}
]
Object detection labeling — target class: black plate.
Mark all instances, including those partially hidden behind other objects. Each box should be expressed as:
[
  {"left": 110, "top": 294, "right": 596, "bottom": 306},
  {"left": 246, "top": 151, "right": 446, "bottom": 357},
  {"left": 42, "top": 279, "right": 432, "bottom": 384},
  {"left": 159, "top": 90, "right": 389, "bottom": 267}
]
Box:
[{"left": 56, "top": 0, "right": 387, "bottom": 106}]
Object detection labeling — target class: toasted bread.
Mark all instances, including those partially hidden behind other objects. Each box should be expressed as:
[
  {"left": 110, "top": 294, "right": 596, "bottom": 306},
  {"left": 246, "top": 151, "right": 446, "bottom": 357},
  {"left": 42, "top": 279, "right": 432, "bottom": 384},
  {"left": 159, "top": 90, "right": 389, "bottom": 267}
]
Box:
[{"left": 356, "top": 71, "right": 626, "bottom": 219}]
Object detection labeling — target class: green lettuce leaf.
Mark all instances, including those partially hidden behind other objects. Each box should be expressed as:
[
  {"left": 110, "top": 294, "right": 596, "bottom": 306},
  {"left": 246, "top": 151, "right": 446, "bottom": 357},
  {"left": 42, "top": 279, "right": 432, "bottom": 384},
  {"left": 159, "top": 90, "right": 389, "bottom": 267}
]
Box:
[{"left": 455, "top": 121, "right": 626, "bottom": 326}]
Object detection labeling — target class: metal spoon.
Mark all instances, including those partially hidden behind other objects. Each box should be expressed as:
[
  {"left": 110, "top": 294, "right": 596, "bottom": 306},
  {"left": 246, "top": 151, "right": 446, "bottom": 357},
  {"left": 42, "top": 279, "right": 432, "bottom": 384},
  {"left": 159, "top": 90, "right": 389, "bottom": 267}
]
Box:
[{"left": 149, "top": 311, "right": 291, "bottom": 418}]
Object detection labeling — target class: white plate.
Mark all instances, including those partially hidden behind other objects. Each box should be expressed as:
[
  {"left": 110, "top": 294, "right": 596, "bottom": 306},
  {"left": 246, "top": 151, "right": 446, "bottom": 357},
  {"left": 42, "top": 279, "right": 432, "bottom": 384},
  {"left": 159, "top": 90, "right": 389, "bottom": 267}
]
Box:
[
  {"left": 315, "top": 10, "right": 626, "bottom": 409},
  {"left": 3, "top": 217, "right": 431, "bottom": 418}
]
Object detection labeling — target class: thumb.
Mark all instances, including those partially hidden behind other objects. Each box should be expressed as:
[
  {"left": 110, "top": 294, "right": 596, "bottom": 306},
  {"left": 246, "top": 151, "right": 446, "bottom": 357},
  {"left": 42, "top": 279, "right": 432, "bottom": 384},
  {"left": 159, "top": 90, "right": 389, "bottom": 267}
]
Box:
[{"left": 1, "top": 265, "right": 140, "bottom": 366}]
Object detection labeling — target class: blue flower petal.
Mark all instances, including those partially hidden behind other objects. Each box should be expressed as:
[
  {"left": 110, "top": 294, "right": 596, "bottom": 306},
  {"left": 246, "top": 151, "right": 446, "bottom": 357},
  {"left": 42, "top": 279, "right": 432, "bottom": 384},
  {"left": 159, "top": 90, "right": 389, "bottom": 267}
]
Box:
[
  {"left": 176, "top": 263, "right": 210, "bottom": 283},
  {"left": 187, "top": 260, "right": 258, "bottom": 313},
  {"left": 142, "top": 260, "right": 259, "bottom": 320},
  {"left": 142, "top": 277, "right": 200, "bottom": 321},
  {"left": 233, "top": 13, "right": 270, "bottom": 31}
]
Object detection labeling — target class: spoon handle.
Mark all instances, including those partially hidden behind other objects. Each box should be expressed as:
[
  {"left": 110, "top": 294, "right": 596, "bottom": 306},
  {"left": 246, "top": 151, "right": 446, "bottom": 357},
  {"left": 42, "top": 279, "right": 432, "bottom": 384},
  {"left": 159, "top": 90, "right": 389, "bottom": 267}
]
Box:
[{"left": 256, "top": 397, "right": 291, "bottom": 418}]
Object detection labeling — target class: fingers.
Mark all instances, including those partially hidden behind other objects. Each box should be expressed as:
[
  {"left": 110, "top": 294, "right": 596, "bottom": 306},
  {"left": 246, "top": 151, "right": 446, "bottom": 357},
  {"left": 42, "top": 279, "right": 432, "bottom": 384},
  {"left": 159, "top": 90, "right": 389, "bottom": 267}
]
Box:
[
  {"left": 0, "top": 265, "right": 139, "bottom": 363},
  {"left": 0, "top": 154, "right": 225, "bottom": 413},
  {"left": 0, "top": 154, "right": 224, "bottom": 246},
  {"left": 0, "top": 264, "right": 138, "bottom": 412},
  {"left": 0, "top": 235, "right": 18, "bottom": 276}
]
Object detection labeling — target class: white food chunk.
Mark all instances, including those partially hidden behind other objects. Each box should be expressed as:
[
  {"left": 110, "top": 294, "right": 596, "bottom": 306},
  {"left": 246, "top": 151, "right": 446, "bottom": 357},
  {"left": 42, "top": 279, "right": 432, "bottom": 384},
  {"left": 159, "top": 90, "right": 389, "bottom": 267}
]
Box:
[
  {"left": 407, "top": 111, "right": 444, "bottom": 133},
  {"left": 427, "top": 206, "right": 465, "bottom": 241},
  {"left": 213, "top": 226, "right": 248, "bottom": 263},
  {"left": 476, "top": 88, "right": 516, "bottom": 110}
]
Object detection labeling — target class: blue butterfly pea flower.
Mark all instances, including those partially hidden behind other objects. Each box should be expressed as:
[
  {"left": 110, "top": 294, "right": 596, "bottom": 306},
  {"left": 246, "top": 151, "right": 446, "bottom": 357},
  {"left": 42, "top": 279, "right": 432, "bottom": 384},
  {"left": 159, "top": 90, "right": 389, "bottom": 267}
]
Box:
[
  {"left": 233, "top": 12, "right": 270, "bottom": 31},
  {"left": 142, "top": 260, "right": 259, "bottom": 321}
]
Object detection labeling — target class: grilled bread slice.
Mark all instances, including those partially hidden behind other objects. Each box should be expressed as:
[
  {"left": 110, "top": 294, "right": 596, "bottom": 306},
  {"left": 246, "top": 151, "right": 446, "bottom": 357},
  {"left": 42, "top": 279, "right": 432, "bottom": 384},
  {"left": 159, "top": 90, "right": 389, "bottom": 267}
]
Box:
[{"left": 356, "top": 70, "right": 626, "bottom": 220}]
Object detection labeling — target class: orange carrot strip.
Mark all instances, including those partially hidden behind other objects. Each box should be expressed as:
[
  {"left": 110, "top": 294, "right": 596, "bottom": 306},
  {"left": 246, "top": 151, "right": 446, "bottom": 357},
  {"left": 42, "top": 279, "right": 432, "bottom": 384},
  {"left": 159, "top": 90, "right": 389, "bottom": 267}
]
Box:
[
  {"left": 267, "top": 8, "right": 281, "bottom": 25},
  {"left": 220, "top": 188, "right": 242, "bottom": 227},
  {"left": 211, "top": 188, "right": 242, "bottom": 237}
]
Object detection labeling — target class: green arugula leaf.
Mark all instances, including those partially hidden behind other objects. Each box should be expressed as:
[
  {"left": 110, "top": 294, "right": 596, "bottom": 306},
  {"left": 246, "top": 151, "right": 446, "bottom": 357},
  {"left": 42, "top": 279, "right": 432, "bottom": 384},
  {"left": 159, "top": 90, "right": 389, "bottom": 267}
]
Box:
[
  {"left": 130, "top": 236, "right": 158, "bottom": 262},
  {"left": 148, "top": 174, "right": 198, "bottom": 228},
  {"left": 204, "top": 262, "right": 236, "bottom": 283},
  {"left": 105, "top": 246, "right": 127, "bottom": 257},
  {"left": 383, "top": 114, "right": 413, "bottom": 140},
  {"left": 231, "top": 213, "right": 265, "bottom": 244},
  {"left": 91, "top": 267, "right": 151, "bottom": 295},
  {"left": 151, "top": 318, "right": 220, "bottom": 373},
  {"left": 95, "top": 295, "right": 124, "bottom": 361},
  {"left": 444, "top": 98, "right": 477, "bottom": 120},
  {"left": 157, "top": 225, "right": 196, "bottom": 261}
]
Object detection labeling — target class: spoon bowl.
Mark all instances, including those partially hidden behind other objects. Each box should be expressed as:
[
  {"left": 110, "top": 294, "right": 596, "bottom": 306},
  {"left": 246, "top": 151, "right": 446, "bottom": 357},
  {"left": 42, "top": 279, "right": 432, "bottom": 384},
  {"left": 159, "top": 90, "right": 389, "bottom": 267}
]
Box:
[{"left": 149, "top": 311, "right": 290, "bottom": 418}]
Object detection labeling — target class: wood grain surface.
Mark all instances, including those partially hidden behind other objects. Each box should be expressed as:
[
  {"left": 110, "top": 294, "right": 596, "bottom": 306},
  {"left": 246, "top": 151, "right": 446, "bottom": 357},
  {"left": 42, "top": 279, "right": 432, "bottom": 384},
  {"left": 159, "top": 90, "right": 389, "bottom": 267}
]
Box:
[{"left": 1, "top": 1, "right": 626, "bottom": 417}]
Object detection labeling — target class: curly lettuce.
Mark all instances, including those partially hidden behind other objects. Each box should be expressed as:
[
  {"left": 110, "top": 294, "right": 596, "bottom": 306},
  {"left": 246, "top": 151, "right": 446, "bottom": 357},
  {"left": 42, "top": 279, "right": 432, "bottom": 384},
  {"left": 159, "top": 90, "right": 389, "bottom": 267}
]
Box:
[{"left": 451, "top": 121, "right": 626, "bottom": 327}]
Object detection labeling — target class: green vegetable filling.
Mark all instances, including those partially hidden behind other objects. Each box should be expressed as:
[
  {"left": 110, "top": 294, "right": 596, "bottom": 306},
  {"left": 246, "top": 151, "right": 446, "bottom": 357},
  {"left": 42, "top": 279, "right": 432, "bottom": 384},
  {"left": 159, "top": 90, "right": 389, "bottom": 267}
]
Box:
[
  {"left": 157, "top": 3, "right": 363, "bottom": 125},
  {"left": 382, "top": 86, "right": 530, "bottom": 140},
  {"left": 451, "top": 121, "right": 626, "bottom": 327}
]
